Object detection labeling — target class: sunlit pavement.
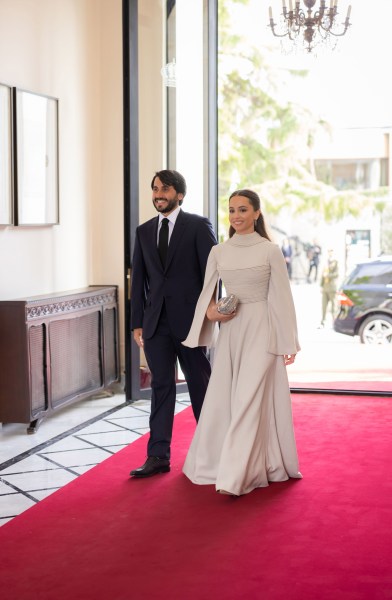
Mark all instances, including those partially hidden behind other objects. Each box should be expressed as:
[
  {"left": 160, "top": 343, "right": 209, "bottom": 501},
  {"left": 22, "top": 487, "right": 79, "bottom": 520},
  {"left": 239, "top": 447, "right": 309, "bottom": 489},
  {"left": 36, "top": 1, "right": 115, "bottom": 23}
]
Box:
[{"left": 289, "top": 282, "right": 391, "bottom": 388}]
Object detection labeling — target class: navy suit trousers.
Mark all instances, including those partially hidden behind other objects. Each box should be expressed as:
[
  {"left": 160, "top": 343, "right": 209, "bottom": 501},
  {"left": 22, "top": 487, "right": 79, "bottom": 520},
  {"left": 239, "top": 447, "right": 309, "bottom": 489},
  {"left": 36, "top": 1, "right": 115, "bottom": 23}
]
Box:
[{"left": 143, "top": 307, "right": 211, "bottom": 459}]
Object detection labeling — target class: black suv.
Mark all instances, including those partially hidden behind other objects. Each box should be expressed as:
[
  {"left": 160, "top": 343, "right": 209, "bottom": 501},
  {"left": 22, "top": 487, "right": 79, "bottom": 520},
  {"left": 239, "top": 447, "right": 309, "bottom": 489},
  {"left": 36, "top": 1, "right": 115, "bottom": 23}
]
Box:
[{"left": 334, "top": 256, "right": 392, "bottom": 344}]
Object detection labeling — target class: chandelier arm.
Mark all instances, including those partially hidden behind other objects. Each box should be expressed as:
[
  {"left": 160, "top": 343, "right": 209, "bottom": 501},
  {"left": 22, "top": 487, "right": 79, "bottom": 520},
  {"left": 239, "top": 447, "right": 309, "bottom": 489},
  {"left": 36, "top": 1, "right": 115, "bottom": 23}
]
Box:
[
  {"left": 269, "top": 22, "right": 290, "bottom": 38},
  {"left": 319, "top": 19, "right": 351, "bottom": 36},
  {"left": 325, "top": 24, "right": 350, "bottom": 38}
]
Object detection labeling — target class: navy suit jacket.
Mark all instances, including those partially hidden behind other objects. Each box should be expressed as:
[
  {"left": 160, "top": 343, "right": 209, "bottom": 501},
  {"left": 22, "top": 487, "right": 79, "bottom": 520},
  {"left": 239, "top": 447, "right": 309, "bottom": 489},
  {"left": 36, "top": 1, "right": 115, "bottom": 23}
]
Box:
[{"left": 131, "top": 209, "right": 217, "bottom": 341}]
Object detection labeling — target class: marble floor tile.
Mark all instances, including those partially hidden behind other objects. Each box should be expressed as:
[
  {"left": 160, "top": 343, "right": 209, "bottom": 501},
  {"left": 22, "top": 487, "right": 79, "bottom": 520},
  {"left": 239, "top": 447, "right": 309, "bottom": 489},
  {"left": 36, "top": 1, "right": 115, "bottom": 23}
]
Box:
[
  {"left": 109, "top": 405, "right": 151, "bottom": 419},
  {"left": 0, "top": 393, "right": 126, "bottom": 464},
  {"left": 0, "top": 492, "right": 37, "bottom": 518},
  {"left": 1, "top": 468, "right": 78, "bottom": 492},
  {"left": 0, "top": 480, "right": 15, "bottom": 494},
  {"left": 75, "top": 420, "right": 127, "bottom": 435},
  {"left": 71, "top": 465, "right": 99, "bottom": 475},
  {"left": 1, "top": 454, "right": 61, "bottom": 475},
  {"left": 41, "top": 447, "right": 112, "bottom": 469},
  {"left": 129, "top": 427, "right": 149, "bottom": 435},
  {"left": 37, "top": 437, "right": 97, "bottom": 453},
  {"left": 103, "top": 444, "right": 129, "bottom": 453},
  {"left": 29, "top": 488, "right": 61, "bottom": 502},
  {"left": 104, "top": 415, "right": 150, "bottom": 431},
  {"left": 76, "top": 428, "right": 141, "bottom": 448},
  {"left": 0, "top": 394, "right": 191, "bottom": 526}
]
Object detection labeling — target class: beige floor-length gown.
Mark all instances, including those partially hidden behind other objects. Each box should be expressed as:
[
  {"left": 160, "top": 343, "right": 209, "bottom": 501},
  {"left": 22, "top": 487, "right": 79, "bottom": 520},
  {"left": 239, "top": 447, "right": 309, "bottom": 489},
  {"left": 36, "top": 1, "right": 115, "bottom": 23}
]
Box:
[{"left": 182, "top": 231, "right": 302, "bottom": 496}]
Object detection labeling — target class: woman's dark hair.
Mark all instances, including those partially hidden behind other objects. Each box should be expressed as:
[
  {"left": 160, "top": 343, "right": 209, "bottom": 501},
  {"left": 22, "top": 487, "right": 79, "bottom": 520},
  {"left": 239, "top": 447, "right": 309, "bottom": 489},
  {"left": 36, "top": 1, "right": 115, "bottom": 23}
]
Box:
[
  {"left": 151, "top": 169, "right": 187, "bottom": 205},
  {"left": 228, "top": 189, "right": 271, "bottom": 240}
]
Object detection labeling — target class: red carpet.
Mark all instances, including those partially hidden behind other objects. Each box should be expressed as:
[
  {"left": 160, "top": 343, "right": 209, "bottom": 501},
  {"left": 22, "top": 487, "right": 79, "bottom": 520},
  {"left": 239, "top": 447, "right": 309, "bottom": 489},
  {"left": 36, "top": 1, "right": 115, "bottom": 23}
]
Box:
[
  {"left": 292, "top": 381, "right": 392, "bottom": 393},
  {"left": 1, "top": 395, "right": 392, "bottom": 600}
]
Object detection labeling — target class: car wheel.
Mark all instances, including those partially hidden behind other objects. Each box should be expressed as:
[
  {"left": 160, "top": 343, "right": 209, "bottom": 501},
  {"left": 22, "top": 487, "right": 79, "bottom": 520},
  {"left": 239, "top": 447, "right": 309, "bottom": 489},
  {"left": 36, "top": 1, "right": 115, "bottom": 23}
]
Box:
[{"left": 359, "top": 314, "right": 392, "bottom": 344}]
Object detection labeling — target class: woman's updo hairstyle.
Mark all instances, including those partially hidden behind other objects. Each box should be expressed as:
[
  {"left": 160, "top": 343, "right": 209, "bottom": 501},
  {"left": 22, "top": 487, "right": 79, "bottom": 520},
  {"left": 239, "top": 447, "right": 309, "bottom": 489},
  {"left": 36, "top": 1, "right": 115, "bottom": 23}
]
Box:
[{"left": 228, "top": 189, "right": 271, "bottom": 240}]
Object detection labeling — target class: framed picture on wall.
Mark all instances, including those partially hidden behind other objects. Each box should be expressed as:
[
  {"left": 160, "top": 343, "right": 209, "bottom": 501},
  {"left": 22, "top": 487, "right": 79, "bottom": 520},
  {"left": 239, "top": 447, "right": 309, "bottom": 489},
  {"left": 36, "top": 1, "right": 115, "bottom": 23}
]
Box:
[
  {"left": 13, "top": 88, "right": 59, "bottom": 226},
  {"left": 0, "top": 83, "right": 13, "bottom": 225}
]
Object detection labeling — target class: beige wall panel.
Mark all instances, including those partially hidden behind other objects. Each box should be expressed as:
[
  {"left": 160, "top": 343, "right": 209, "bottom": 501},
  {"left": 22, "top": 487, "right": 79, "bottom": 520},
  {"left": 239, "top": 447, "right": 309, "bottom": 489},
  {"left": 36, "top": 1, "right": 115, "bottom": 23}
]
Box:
[{"left": 0, "top": 0, "right": 125, "bottom": 369}]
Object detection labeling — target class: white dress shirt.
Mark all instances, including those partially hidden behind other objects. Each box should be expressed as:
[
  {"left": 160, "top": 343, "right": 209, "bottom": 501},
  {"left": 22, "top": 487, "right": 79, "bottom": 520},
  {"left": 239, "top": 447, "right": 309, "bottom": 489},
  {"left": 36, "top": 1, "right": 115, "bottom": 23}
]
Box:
[{"left": 157, "top": 206, "right": 181, "bottom": 246}]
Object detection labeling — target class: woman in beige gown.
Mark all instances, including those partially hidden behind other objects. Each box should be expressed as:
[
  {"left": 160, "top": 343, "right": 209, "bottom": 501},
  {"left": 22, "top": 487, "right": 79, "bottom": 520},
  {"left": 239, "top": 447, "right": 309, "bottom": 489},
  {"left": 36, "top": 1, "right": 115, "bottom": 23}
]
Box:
[{"left": 182, "top": 189, "right": 302, "bottom": 496}]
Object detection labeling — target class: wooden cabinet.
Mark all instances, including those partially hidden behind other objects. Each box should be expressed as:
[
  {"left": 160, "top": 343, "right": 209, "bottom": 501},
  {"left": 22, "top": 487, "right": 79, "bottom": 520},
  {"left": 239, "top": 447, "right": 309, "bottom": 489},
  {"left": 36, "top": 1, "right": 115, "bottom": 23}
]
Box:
[{"left": 0, "top": 286, "right": 120, "bottom": 432}]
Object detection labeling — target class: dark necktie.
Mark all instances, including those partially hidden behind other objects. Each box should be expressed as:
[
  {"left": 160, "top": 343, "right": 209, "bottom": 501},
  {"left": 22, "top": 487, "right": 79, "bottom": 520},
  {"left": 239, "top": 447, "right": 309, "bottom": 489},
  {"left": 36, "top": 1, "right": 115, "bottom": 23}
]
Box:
[{"left": 158, "top": 218, "right": 169, "bottom": 267}]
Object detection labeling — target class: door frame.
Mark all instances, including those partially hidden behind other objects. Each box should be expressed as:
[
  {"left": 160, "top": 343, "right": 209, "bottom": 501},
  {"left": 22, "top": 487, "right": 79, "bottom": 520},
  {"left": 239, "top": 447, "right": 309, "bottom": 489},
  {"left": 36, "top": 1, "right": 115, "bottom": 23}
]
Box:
[{"left": 122, "top": 0, "right": 218, "bottom": 401}]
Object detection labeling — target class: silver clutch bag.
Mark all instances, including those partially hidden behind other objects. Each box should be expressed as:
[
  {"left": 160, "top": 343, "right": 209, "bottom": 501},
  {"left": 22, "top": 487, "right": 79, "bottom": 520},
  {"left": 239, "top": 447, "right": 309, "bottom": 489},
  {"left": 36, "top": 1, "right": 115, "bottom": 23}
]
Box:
[{"left": 216, "top": 294, "right": 239, "bottom": 315}]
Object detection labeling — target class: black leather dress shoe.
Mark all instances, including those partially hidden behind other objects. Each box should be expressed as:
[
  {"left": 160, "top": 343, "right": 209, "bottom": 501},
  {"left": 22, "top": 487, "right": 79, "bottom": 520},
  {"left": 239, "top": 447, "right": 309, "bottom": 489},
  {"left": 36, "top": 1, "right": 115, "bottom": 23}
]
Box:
[{"left": 130, "top": 456, "right": 170, "bottom": 478}]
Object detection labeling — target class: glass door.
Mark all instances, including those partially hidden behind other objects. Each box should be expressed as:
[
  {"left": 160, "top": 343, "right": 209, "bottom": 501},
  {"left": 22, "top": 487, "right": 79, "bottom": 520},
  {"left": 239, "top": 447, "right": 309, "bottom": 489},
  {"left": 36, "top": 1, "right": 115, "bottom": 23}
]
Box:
[
  {"left": 123, "top": 0, "right": 218, "bottom": 400},
  {"left": 217, "top": 0, "right": 392, "bottom": 397}
]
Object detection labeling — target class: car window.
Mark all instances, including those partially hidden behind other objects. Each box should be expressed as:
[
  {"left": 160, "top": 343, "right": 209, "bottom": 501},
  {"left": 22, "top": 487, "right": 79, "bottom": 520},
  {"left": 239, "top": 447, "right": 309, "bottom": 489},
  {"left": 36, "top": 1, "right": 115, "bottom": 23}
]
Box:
[{"left": 348, "top": 263, "right": 392, "bottom": 285}]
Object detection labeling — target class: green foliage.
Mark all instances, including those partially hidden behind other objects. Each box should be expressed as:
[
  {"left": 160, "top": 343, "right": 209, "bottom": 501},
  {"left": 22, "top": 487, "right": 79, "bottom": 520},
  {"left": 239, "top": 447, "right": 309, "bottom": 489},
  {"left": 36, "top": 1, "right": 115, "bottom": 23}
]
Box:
[{"left": 217, "top": 0, "right": 388, "bottom": 236}]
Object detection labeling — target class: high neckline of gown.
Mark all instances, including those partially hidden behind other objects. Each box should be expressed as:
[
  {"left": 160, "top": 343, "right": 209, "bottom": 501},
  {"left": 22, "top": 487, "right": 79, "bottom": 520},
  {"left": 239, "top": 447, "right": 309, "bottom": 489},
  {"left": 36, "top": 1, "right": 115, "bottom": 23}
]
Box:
[{"left": 227, "top": 232, "right": 266, "bottom": 246}]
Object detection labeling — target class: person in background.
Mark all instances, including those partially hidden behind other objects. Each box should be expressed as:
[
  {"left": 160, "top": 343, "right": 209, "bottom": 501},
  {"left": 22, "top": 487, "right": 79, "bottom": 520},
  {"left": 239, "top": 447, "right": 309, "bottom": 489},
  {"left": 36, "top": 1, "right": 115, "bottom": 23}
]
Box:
[
  {"left": 319, "top": 248, "right": 339, "bottom": 329},
  {"left": 307, "top": 241, "right": 322, "bottom": 283},
  {"left": 129, "top": 169, "right": 217, "bottom": 478},
  {"left": 281, "top": 237, "right": 293, "bottom": 280},
  {"left": 182, "top": 189, "right": 302, "bottom": 497}
]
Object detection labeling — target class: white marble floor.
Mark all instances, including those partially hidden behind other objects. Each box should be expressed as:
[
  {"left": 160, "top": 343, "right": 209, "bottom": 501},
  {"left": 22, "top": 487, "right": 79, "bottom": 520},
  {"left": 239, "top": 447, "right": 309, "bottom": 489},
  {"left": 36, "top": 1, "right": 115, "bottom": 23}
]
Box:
[{"left": 0, "top": 391, "right": 191, "bottom": 526}]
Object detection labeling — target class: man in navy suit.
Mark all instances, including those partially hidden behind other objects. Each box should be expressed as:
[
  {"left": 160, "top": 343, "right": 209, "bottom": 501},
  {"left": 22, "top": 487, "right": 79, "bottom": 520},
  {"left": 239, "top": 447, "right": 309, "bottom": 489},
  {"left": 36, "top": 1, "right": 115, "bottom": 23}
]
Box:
[{"left": 130, "top": 170, "right": 217, "bottom": 478}]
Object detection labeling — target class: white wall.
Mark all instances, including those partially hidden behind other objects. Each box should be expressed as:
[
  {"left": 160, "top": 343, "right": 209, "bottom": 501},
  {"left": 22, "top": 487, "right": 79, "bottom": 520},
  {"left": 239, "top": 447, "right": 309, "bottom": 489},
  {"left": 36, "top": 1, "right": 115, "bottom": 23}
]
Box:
[{"left": 0, "top": 0, "right": 125, "bottom": 364}]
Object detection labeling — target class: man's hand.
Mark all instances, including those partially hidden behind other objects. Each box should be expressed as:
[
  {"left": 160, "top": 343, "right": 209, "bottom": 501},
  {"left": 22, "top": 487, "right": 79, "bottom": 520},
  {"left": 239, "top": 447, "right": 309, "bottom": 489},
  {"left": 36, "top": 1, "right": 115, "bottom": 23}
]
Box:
[{"left": 133, "top": 328, "right": 144, "bottom": 348}]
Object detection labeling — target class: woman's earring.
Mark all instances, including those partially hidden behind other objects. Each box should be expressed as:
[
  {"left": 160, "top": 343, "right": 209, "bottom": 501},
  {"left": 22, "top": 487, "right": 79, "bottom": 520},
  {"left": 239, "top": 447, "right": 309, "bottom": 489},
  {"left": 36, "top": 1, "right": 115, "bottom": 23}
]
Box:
[{"left": 254, "top": 220, "right": 257, "bottom": 229}]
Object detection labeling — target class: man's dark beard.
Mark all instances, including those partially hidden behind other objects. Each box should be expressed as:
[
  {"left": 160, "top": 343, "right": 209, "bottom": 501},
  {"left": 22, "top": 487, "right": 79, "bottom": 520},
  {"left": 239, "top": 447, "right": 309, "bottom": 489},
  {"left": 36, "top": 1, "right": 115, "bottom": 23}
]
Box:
[{"left": 153, "top": 198, "right": 179, "bottom": 214}]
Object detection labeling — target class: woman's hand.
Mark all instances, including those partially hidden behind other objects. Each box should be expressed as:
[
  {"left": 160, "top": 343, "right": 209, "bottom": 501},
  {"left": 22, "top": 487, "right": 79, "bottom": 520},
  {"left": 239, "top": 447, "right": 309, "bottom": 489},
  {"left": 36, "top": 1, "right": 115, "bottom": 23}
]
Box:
[
  {"left": 206, "top": 299, "right": 237, "bottom": 323},
  {"left": 284, "top": 354, "right": 296, "bottom": 366}
]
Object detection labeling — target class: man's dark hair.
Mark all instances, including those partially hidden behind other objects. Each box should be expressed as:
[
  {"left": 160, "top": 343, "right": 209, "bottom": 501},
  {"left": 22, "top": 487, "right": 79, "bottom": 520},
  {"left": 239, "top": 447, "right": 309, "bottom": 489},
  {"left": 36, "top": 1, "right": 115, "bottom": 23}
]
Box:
[{"left": 151, "top": 169, "right": 187, "bottom": 203}]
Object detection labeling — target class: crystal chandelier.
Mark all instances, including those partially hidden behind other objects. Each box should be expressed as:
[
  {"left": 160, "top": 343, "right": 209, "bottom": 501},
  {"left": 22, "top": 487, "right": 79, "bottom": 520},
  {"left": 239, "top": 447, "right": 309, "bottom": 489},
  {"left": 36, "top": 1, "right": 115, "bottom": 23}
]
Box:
[{"left": 268, "top": 0, "right": 352, "bottom": 54}]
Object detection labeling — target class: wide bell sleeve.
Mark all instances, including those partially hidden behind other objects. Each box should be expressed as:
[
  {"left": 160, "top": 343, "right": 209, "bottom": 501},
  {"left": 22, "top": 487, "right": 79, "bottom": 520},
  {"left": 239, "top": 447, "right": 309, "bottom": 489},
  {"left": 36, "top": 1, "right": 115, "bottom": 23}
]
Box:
[
  {"left": 182, "top": 247, "right": 220, "bottom": 348},
  {"left": 267, "top": 244, "right": 301, "bottom": 356}
]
